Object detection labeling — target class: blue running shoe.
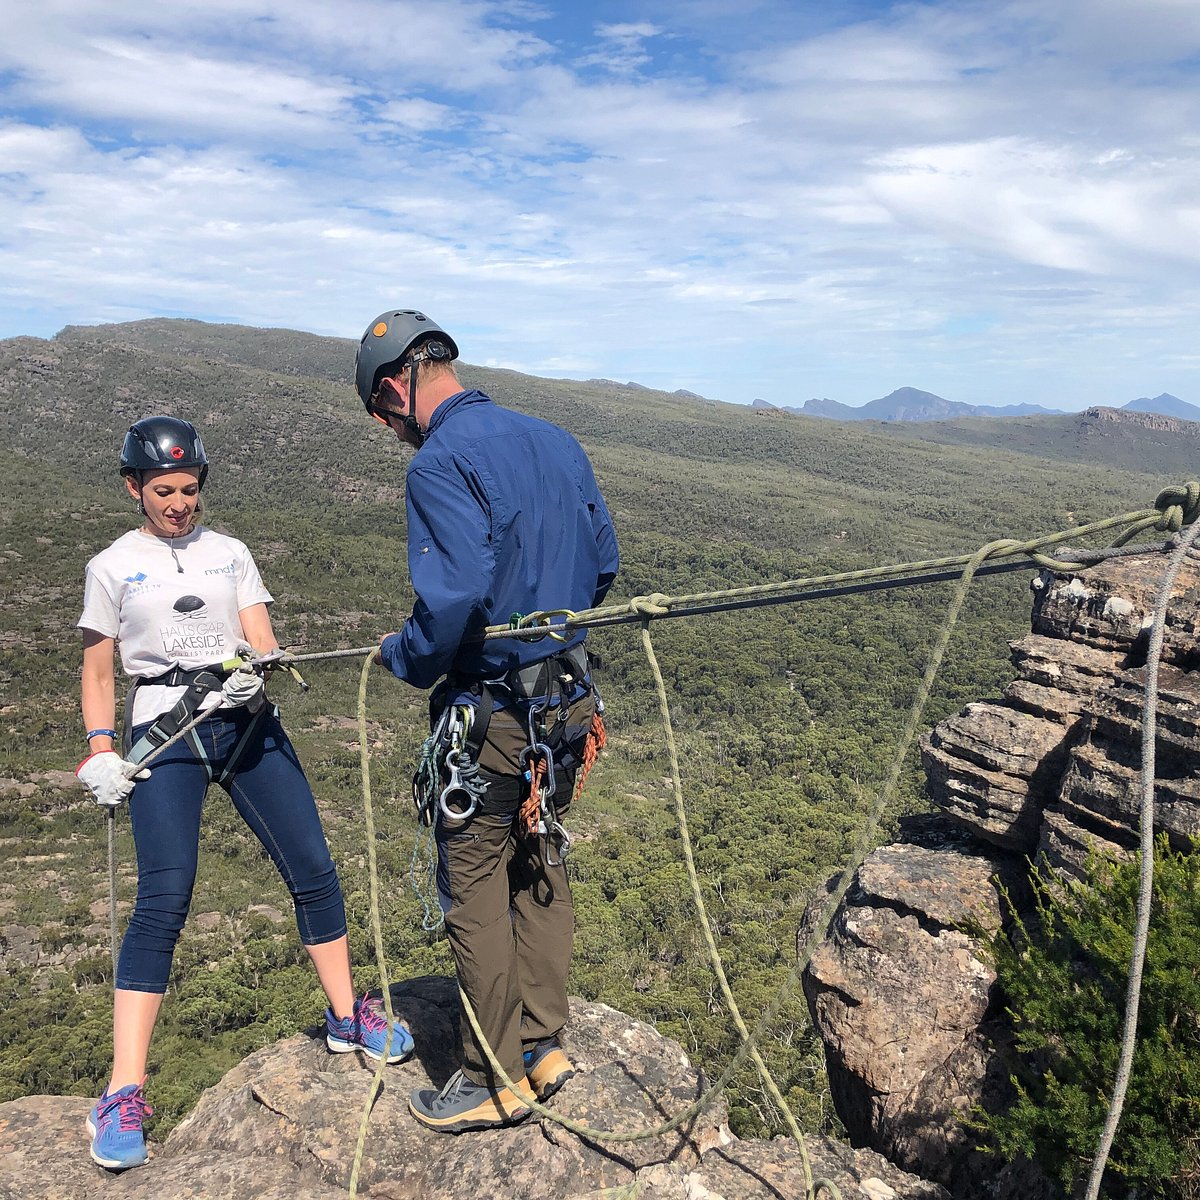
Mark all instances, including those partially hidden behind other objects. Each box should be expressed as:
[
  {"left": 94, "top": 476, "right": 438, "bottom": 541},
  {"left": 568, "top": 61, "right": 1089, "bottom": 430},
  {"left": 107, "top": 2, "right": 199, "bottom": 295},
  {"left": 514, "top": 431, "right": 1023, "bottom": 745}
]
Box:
[
  {"left": 325, "top": 994, "right": 414, "bottom": 1063},
  {"left": 86, "top": 1080, "right": 152, "bottom": 1171}
]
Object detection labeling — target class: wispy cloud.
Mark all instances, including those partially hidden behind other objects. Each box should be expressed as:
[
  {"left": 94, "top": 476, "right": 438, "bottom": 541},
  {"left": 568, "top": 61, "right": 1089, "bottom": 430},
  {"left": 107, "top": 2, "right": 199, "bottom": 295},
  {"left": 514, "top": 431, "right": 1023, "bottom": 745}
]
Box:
[{"left": 2, "top": 0, "right": 1200, "bottom": 409}]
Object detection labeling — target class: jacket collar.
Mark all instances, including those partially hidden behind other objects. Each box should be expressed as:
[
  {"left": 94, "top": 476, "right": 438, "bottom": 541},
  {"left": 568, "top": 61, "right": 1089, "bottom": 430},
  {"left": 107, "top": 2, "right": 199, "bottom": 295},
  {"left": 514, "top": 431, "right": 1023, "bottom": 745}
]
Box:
[{"left": 425, "top": 389, "right": 491, "bottom": 439}]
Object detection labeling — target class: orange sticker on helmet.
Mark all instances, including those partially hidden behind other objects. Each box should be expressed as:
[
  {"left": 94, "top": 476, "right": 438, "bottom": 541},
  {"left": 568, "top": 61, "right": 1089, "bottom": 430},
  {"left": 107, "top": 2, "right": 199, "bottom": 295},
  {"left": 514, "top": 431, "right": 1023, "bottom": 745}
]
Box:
[
  {"left": 373, "top": 322, "right": 388, "bottom": 337},
  {"left": 170, "top": 446, "right": 184, "bottom": 459}
]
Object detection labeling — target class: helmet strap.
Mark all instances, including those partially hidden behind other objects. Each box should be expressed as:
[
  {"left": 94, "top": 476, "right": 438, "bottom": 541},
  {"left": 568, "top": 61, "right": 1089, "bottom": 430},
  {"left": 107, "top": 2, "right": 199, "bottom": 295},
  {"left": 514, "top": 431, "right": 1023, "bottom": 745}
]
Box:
[{"left": 397, "top": 357, "right": 425, "bottom": 447}]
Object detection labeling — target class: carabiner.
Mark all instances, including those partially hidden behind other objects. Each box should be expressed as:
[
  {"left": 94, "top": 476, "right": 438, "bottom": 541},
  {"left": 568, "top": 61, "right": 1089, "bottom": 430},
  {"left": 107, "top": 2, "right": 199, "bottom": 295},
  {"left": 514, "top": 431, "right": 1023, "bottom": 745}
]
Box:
[
  {"left": 519, "top": 742, "right": 557, "bottom": 800},
  {"left": 547, "top": 820, "right": 572, "bottom": 865}
]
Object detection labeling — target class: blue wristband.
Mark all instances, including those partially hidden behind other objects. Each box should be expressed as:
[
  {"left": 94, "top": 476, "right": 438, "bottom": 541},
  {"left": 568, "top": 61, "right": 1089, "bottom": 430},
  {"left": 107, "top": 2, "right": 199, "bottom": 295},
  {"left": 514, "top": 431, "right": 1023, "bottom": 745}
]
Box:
[{"left": 86, "top": 728, "right": 118, "bottom": 741}]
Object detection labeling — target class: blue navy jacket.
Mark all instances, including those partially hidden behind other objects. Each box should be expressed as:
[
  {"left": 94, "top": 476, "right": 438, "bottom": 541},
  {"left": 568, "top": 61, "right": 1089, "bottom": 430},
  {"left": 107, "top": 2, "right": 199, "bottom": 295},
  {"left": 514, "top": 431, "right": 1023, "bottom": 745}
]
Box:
[{"left": 379, "top": 389, "right": 619, "bottom": 690}]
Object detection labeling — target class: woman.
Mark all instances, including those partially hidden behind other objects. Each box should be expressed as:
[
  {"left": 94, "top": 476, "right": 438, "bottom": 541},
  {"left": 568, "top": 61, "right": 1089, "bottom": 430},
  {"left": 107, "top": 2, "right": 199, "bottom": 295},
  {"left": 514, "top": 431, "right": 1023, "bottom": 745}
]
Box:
[{"left": 75, "top": 416, "right": 412, "bottom": 1171}]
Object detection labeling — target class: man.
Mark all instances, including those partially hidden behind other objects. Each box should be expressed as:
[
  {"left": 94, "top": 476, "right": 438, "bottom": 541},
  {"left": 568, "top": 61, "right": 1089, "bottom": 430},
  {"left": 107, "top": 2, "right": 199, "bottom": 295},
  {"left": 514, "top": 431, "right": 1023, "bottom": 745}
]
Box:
[{"left": 355, "top": 309, "right": 619, "bottom": 1133}]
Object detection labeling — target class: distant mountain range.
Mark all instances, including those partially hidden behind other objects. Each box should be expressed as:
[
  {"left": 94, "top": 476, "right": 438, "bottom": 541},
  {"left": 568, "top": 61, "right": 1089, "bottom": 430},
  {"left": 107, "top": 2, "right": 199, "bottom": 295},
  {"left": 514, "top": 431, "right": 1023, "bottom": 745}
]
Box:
[
  {"left": 1122, "top": 393, "right": 1200, "bottom": 420},
  {"left": 751, "top": 387, "right": 1200, "bottom": 423}
]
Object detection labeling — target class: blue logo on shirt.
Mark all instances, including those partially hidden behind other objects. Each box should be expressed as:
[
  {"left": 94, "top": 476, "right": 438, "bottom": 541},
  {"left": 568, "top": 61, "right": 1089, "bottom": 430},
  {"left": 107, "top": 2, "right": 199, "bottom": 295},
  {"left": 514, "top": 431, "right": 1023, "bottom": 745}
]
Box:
[{"left": 125, "top": 572, "right": 147, "bottom": 583}]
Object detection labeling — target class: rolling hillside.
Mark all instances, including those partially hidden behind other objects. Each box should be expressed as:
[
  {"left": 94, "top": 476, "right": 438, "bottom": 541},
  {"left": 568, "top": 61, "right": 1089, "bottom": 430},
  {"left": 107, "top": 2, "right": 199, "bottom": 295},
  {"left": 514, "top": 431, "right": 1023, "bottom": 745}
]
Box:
[{"left": 0, "top": 319, "right": 1187, "bottom": 1142}]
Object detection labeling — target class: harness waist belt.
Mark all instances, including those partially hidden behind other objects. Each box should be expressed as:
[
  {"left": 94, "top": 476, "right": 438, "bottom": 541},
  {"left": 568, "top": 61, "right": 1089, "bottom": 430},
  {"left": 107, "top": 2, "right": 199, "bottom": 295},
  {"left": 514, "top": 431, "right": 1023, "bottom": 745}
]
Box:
[
  {"left": 144, "top": 664, "right": 234, "bottom": 688},
  {"left": 482, "top": 643, "right": 590, "bottom": 702},
  {"left": 124, "top": 666, "right": 231, "bottom": 762},
  {"left": 441, "top": 644, "right": 593, "bottom": 763}
]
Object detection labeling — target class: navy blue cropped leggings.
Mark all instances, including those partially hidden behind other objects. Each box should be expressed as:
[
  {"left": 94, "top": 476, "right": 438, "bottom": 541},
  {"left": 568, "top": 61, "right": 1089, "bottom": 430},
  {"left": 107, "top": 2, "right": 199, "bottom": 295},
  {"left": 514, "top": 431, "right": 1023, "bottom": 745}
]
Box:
[{"left": 117, "top": 706, "right": 347, "bottom": 994}]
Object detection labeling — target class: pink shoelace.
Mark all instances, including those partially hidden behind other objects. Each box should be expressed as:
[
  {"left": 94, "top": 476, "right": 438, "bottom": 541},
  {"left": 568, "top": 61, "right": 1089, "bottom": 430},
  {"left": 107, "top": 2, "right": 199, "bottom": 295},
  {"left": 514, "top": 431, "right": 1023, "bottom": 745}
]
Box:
[
  {"left": 99, "top": 1086, "right": 153, "bottom": 1134},
  {"left": 355, "top": 994, "right": 388, "bottom": 1034}
]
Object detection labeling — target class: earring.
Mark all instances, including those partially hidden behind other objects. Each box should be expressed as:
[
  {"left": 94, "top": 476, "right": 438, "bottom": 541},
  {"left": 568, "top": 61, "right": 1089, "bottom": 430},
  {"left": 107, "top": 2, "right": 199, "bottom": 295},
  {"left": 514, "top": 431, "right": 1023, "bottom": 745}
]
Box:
[{"left": 136, "top": 499, "right": 145, "bottom": 515}]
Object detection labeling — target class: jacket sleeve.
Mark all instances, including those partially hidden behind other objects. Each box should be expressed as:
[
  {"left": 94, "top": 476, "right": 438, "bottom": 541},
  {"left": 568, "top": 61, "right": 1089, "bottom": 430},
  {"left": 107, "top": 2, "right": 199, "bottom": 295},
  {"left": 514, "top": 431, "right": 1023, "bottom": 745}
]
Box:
[
  {"left": 583, "top": 456, "right": 619, "bottom": 607},
  {"left": 380, "top": 462, "right": 492, "bottom": 689}
]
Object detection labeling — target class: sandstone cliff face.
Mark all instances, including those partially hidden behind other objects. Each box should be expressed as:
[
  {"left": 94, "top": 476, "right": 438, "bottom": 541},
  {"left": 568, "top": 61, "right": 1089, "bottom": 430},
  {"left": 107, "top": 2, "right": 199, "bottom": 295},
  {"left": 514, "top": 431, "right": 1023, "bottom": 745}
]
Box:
[
  {"left": 0, "top": 975, "right": 946, "bottom": 1200},
  {"left": 805, "top": 549, "right": 1200, "bottom": 1199}
]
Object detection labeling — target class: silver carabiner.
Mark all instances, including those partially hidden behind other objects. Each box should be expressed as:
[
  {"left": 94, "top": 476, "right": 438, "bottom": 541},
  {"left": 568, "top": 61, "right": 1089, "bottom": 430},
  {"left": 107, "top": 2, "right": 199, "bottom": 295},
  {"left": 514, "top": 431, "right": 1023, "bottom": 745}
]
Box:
[
  {"left": 548, "top": 820, "right": 572, "bottom": 864},
  {"left": 519, "top": 742, "right": 557, "bottom": 800}
]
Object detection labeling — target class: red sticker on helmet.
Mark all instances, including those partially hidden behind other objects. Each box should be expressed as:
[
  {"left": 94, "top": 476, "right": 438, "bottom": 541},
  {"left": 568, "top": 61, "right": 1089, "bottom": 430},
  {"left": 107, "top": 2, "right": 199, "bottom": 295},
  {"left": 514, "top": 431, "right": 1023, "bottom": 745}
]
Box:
[{"left": 170, "top": 445, "right": 185, "bottom": 459}]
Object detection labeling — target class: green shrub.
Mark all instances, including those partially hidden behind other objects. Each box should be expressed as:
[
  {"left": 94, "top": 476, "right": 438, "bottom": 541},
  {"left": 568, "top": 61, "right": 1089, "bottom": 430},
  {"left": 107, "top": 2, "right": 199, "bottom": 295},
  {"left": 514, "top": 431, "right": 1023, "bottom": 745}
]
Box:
[{"left": 983, "top": 838, "right": 1200, "bottom": 1198}]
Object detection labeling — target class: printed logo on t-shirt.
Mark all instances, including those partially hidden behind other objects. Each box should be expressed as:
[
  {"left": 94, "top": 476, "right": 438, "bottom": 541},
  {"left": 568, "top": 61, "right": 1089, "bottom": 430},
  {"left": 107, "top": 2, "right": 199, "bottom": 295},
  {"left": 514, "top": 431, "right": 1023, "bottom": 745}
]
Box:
[
  {"left": 205, "top": 560, "right": 237, "bottom": 577},
  {"left": 159, "top": 593, "right": 228, "bottom": 657},
  {"left": 173, "top": 595, "right": 209, "bottom": 620},
  {"left": 123, "top": 571, "right": 163, "bottom": 597}
]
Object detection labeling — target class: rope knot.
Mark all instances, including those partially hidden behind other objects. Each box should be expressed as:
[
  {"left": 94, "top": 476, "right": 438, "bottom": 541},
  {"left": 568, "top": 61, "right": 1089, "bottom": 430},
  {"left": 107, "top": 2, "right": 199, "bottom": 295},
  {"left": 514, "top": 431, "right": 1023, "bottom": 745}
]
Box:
[
  {"left": 629, "top": 593, "right": 671, "bottom": 618},
  {"left": 1154, "top": 481, "right": 1200, "bottom": 532}
]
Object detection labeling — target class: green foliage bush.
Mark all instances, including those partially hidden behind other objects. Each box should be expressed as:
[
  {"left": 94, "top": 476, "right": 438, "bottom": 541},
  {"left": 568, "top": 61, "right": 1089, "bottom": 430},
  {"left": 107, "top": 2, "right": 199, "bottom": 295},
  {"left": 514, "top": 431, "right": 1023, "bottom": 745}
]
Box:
[{"left": 983, "top": 839, "right": 1200, "bottom": 1198}]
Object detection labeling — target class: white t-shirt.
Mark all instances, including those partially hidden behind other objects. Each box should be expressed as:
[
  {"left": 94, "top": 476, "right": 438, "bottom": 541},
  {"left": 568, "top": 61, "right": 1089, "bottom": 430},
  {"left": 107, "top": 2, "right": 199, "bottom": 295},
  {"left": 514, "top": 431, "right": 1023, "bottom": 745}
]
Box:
[{"left": 78, "top": 527, "right": 274, "bottom": 726}]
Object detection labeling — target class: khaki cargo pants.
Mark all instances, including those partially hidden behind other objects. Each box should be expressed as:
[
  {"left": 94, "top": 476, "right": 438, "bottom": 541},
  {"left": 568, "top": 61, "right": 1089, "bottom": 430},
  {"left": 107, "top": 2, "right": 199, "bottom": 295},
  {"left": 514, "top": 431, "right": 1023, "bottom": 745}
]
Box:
[{"left": 435, "top": 691, "right": 594, "bottom": 1086}]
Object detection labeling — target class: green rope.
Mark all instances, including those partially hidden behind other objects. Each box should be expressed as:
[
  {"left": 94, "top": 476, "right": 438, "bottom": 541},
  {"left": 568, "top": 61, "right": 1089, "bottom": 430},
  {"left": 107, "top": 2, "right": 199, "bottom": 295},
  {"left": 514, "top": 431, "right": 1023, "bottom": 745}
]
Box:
[
  {"left": 245, "top": 486, "right": 1199, "bottom": 666},
  {"left": 638, "top": 619, "right": 843, "bottom": 1200},
  {"left": 453, "top": 534, "right": 1000, "bottom": 1170},
  {"left": 348, "top": 651, "right": 399, "bottom": 1199}
]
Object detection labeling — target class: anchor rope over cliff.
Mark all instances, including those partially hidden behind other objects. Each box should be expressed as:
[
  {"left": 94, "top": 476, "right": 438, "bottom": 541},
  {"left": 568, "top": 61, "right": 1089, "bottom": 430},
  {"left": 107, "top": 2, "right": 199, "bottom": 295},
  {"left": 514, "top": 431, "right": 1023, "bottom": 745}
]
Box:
[{"left": 97, "top": 482, "right": 1198, "bottom": 1199}]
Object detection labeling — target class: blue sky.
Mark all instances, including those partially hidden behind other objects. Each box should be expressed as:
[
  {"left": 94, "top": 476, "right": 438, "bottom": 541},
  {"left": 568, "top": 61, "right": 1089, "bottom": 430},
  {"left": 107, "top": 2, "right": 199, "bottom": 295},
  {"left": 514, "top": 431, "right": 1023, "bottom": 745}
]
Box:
[{"left": 2, "top": 0, "right": 1199, "bottom": 410}]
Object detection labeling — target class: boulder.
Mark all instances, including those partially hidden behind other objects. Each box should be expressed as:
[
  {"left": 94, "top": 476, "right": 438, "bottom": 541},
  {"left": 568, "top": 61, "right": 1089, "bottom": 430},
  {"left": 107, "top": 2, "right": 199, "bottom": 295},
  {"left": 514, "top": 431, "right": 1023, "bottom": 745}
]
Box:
[{"left": 0, "top": 974, "right": 944, "bottom": 1200}]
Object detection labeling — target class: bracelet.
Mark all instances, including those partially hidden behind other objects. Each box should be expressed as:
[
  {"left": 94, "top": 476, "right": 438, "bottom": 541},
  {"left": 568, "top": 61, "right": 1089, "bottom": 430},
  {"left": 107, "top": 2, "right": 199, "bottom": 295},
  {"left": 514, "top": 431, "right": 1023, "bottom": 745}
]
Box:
[{"left": 86, "top": 728, "right": 118, "bottom": 742}]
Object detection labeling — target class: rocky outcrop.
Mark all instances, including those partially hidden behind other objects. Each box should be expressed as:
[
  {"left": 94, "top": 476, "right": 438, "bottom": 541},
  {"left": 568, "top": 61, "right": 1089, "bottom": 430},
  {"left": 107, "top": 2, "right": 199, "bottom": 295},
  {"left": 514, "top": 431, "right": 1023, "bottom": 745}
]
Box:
[
  {"left": 802, "top": 818, "right": 1048, "bottom": 1200},
  {"left": 923, "top": 552, "right": 1200, "bottom": 879},
  {"left": 805, "top": 549, "right": 1200, "bottom": 1199},
  {"left": 1082, "top": 406, "right": 1187, "bottom": 435},
  {"left": 0, "top": 974, "right": 946, "bottom": 1200}
]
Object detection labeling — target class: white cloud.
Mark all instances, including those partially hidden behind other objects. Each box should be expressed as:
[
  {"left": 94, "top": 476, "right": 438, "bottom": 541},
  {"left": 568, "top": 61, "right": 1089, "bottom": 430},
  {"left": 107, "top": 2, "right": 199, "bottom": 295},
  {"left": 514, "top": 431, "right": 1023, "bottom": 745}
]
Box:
[{"left": 2, "top": 0, "right": 1200, "bottom": 409}]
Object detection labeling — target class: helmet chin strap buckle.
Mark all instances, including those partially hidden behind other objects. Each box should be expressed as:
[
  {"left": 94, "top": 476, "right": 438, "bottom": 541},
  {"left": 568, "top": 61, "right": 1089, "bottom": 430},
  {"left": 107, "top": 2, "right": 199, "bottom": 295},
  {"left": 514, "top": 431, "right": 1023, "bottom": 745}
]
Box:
[{"left": 402, "top": 414, "right": 425, "bottom": 448}]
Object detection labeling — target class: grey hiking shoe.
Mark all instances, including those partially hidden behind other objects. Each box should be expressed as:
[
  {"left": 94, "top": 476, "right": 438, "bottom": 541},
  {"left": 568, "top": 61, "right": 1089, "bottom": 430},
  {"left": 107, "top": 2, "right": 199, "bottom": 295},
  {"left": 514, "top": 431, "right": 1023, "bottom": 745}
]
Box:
[
  {"left": 408, "top": 1069, "right": 533, "bottom": 1133},
  {"left": 523, "top": 1037, "right": 575, "bottom": 1100}
]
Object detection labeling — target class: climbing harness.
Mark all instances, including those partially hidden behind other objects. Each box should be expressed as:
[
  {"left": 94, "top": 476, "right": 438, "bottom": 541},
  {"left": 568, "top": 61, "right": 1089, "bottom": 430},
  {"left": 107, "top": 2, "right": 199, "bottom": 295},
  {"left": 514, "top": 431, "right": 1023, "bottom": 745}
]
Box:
[
  {"left": 123, "top": 665, "right": 232, "bottom": 764},
  {"left": 105, "top": 648, "right": 309, "bottom": 971},
  {"left": 122, "top": 647, "right": 305, "bottom": 769}
]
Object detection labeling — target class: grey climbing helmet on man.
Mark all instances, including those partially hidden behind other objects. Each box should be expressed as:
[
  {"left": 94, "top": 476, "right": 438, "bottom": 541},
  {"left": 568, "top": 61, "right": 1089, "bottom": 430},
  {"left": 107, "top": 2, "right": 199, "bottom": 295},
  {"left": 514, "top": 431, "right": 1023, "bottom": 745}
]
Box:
[
  {"left": 354, "top": 309, "right": 460, "bottom": 411},
  {"left": 119, "top": 416, "right": 209, "bottom": 488}
]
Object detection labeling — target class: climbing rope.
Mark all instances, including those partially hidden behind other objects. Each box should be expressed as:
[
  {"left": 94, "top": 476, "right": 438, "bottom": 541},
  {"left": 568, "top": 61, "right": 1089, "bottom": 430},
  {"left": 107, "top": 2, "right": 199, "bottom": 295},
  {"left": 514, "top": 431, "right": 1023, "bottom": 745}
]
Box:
[
  {"left": 347, "top": 517, "right": 1058, "bottom": 1195},
  {"left": 106, "top": 813, "right": 118, "bottom": 975},
  {"left": 349, "top": 652, "right": 400, "bottom": 1199},
  {"left": 448, "top": 531, "right": 997, "bottom": 1190},
  {"left": 1083, "top": 520, "right": 1200, "bottom": 1200},
  {"left": 482, "top": 485, "right": 1199, "bottom": 643}
]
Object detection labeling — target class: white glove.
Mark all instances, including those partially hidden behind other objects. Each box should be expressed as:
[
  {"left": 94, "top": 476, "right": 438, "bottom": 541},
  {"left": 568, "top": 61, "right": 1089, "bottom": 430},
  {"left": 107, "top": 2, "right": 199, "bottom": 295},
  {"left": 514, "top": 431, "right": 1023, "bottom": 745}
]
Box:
[
  {"left": 220, "top": 667, "right": 265, "bottom": 711},
  {"left": 76, "top": 751, "right": 150, "bottom": 807}
]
